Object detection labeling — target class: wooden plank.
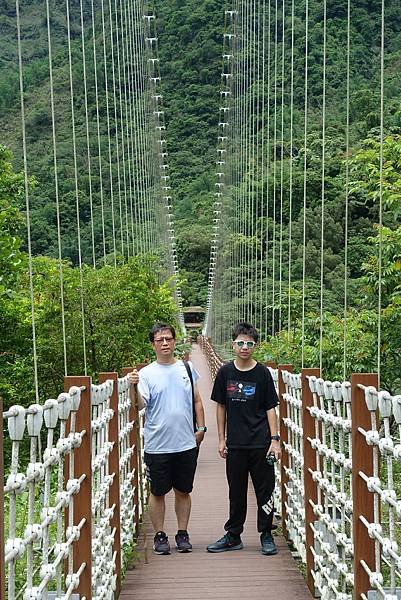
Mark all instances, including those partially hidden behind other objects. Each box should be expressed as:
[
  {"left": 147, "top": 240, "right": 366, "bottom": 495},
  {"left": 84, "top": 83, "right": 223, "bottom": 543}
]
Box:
[
  {"left": 278, "top": 363, "right": 293, "bottom": 540},
  {"left": 64, "top": 375, "right": 92, "bottom": 599},
  {"left": 99, "top": 371, "right": 121, "bottom": 595},
  {"left": 0, "top": 397, "right": 5, "bottom": 600},
  {"left": 351, "top": 373, "right": 378, "bottom": 600},
  {"left": 302, "top": 367, "right": 321, "bottom": 596}
]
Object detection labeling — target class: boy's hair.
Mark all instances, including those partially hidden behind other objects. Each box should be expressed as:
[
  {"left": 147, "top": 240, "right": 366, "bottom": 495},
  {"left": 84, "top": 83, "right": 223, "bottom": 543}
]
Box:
[
  {"left": 149, "top": 322, "right": 176, "bottom": 343},
  {"left": 232, "top": 322, "right": 259, "bottom": 343}
]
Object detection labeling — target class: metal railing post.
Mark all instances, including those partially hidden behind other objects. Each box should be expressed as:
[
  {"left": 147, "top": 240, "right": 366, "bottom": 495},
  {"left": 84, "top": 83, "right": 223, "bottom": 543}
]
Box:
[
  {"left": 278, "top": 364, "right": 293, "bottom": 540},
  {"left": 351, "top": 373, "right": 379, "bottom": 600},
  {"left": 65, "top": 375, "right": 92, "bottom": 599},
  {"left": 302, "top": 367, "right": 321, "bottom": 596},
  {"left": 99, "top": 371, "right": 121, "bottom": 594},
  {"left": 0, "top": 397, "right": 5, "bottom": 600}
]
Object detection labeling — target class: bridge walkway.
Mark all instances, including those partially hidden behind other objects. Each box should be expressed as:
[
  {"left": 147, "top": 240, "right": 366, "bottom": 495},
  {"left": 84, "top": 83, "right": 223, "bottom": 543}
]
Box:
[{"left": 121, "top": 344, "right": 312, "bottom": 599}]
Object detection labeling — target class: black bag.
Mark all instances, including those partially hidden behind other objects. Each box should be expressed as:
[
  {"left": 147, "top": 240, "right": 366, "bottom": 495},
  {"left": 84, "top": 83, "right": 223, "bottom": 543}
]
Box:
[{"left": 183, "top": 360, "right": 196, "bottom": 432}]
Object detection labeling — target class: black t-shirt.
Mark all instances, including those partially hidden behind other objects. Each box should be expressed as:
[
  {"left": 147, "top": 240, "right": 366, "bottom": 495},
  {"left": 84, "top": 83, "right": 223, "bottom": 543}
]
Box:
[{"left": 211, "top": 361, "right": 279, "bottom": 449}]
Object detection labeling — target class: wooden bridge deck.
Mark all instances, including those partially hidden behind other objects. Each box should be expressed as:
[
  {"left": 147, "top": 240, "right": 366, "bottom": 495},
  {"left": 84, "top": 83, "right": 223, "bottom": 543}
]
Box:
[{"left": 120, "top": 344, "right": 312, "bottom": 599}]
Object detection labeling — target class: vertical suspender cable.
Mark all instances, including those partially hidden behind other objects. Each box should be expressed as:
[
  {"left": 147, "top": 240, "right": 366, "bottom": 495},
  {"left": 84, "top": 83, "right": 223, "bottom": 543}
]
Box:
[
  {"left": 118, "top": 0, "right": 131, "bottom": 258},
  {"left": 343, "top": 0, "right": 351, "bottom": 379},
  {"left": 250, "top": 0, "right": 256, "bottom": 326},
  {"left": 271, "top": 0, "right": 278, "bottom": 336},
  {"left": 100, "top": 0, "right": 117, "bottom": 266},
  {"left": 259, "top": 0, "right": 265, "bottom": 336},
  {"left": 91, "top": 0, "right": 108, "bottom": 263},
  {"left": 301, "top": 0, "right": 309, "bottom": 367},
  {"left": 265, "top": 0, "right": 271, "bottom": 334},
  {"left": 115, "top": 0, "right": 130, "bottom": 258},
  {"left": 108, "top": 0, "right": 125, "bottom": 260},
  {"left": 287, "top": 0, "right": 295, "bottom": 334},
  {"left": 66, "top": 0, "right": 87, "bottom": 373},
  {"left": 278, "top": 0, "right": 285, "bottom": 331},
  {"left": 16, "top": 0, "right": 39, "bottom": 402},
  {"left": 378, "top": 0, "right": 385, "bottom": 385},
  {"left": 319, "top": 0, "right": 327, "bottom": 371},
  {"left": 244, "top": 0, "right": 248, "bottom": 324},
  {"left": 46, "top": 0, "right": 68, "bottom": 375},
  {"left": 130, "top": 0, "right": 141, "bottom": 257},
  {"left": 80, "top": 0, "right": 97, "bottom": 268},
  {"left": 123, "top": 0, "right": 136, "bottom": 255}
]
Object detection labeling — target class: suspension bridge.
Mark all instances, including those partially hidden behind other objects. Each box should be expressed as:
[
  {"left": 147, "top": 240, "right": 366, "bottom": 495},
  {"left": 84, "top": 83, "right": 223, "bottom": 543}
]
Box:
[{"left": 1, "top": 0, "right": 401, "bottom": 599}]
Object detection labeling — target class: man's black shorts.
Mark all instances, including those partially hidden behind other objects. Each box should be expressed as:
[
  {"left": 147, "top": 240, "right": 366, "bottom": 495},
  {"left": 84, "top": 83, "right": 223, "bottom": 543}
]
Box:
[{"left": 144, "top": 447, "right": 199, "bottom": 496}]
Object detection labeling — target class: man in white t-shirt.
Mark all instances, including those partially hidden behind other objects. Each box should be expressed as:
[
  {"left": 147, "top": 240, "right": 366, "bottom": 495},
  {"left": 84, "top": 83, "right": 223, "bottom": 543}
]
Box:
[{"left": 129, "top": 322, "right": 206, "bottom": 555}]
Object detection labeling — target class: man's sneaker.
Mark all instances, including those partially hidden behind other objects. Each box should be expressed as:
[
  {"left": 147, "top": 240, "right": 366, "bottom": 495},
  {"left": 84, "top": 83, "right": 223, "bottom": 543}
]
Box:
[
  {"left": 260, "top": 531, "right": 278, "bottom": 555},
  {"left": 153, "top": 531, "right": 170, "bottom": 555},
  {"left": 206, "top": 532, "right": 243, "bottom": 553},
  {"left": 175, "top": 530, "right": 192, "bottom": 553}
]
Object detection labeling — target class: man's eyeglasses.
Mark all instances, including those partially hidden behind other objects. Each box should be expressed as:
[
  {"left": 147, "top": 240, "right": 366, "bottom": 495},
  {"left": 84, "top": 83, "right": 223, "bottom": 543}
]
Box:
[
  {"left": 234, "top": 340, "right": 256, "bottom": 349},
  {"left": 153, "top": 336, "right": 174, "bottom": 344}
]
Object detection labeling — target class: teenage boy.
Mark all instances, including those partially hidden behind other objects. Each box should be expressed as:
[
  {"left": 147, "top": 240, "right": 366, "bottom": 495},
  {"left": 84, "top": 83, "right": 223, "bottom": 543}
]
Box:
[
  {"left": 128, "top": 322, "right": 206, "bottom": 555},
  {"left": 206, "top": 322, "right": 281, "bottom": 555}
]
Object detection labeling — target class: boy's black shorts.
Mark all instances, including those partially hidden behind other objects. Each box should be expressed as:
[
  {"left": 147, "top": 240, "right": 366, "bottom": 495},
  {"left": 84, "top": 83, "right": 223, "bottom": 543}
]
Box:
[{"left": 144, "top": 446, "right": 199, "bottom": 496}]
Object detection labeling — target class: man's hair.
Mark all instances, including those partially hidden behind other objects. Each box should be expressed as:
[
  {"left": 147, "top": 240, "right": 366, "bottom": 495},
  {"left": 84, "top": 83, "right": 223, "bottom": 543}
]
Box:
[
  {"left": 232, "top": 322, "right": 259, "bottom": 343},
  {"left": 149, "top": 322, "right": 176, "bottom": 342}
]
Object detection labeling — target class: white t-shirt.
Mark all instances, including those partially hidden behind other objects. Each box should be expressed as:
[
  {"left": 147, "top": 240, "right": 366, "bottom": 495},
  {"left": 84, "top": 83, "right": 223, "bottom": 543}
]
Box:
[{"left": 138, "top": 360, "right": 200, "bottom": 454}]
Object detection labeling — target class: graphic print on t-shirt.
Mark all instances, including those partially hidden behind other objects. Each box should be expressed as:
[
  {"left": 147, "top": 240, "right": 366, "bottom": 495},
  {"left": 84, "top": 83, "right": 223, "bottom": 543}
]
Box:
[{"left": 227, "top": 379, "right": 256, "bottom": 402}]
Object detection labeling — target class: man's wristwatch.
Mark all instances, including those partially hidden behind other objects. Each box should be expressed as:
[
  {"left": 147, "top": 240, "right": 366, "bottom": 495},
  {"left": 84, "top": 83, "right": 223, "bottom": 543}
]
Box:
[
  {"left": 271, "top": 434, "right": 280, "bottom": 441},
  {"left": 196, "top": 426, "right": 207, "bottom": 432}
]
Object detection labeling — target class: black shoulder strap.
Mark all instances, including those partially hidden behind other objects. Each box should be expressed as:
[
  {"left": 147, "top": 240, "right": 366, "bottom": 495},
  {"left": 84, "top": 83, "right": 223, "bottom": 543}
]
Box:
[{"left": 184, "top": 360, "right": 196, "bottom": 432}]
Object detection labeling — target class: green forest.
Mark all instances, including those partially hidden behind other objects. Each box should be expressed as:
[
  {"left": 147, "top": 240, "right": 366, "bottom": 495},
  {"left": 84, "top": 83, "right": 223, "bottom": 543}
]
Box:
[{"left": 1, "top": 0, "right": 401, "bottom": 407}]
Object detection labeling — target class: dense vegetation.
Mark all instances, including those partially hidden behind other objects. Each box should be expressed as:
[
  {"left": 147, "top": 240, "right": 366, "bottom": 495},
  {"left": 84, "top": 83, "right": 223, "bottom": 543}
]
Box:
[{"left": 0, "top": 0, "right": 401, "bottom": 394}]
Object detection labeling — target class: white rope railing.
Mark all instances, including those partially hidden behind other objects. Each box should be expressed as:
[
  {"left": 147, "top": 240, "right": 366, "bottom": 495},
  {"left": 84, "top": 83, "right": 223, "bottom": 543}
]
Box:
[
  {"left": 281, "top": 370, "right": 305, "bottom": 561},
  {"left": 3, "top": 388, "right": 86, "bottom": 599},
  {"left": 2, "top": 371, "right": 145, "bottom": 599}
]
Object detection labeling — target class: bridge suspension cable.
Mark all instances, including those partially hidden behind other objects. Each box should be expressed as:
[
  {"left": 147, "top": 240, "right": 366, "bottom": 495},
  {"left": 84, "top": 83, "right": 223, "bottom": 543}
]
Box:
[{"left": 204, "top": 0, "right": 388, "bottom": 386}]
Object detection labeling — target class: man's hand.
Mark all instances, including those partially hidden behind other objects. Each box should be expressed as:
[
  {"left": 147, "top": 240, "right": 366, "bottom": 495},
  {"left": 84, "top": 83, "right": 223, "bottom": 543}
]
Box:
[
  {"left": 218, "top": 440, "right": 227, "bottom": 459},
  {"left": 195, "top": 431, "right": 205, "bottom": 447},
  {"left": 267, "top": 439, "right": 281, "bottom": 461},
  {"left": 128, "top": 369, "right": 139, "bottom": 386}
]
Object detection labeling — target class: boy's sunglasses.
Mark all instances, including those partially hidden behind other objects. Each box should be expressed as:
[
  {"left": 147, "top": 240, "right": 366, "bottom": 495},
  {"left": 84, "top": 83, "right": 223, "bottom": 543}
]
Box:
[{"left": 234, "top": 340, "right": 256, "bottom": 349}]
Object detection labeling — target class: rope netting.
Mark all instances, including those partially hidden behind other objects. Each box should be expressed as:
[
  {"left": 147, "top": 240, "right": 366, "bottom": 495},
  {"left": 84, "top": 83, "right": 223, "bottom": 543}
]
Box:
[{"left": 2, "top": 373, "right": 145, "bottom": 598}]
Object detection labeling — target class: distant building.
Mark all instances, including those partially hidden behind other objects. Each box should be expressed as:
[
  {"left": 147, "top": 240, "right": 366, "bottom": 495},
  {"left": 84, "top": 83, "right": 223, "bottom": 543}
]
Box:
[{"left": 183, "top": 306, "right": 205, "bottom": 329}]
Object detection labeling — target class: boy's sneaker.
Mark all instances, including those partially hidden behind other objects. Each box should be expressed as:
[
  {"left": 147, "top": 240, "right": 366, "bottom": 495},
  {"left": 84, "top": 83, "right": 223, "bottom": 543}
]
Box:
[
  {"left": 153, "top": 531, "right": 170, "bottom": 555},
  {"left": 175, "top": 530, "right": 192, "bottom": 552},
  {"left": 260, "top": 531, "right": 278, "bottom": 555},
  {"left": 207, "top": 532, "right": 243, "bottom": 553}
]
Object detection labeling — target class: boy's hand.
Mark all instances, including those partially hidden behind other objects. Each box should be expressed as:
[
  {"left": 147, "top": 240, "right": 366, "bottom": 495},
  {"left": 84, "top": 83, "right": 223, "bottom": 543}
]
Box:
[
  {"left": 128, "top": 369, "right": 139, "bottom": 386},
  {"left": 267, "top": 439, "right": 281, "bottom": 461},
  {"left": 218, "top": 440, "right": 227, "bottom": 459}
]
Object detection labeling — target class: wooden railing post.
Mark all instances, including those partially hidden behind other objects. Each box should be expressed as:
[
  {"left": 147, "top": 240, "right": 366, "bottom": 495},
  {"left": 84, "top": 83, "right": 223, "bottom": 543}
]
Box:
[
  {"left": 351, "top": 373, "right": 378, "bottom": 600},
  {"left": 302, "top": 367, "right": 321, "bottom": 596},
  {"left": 65, "top": 376, "right": 92, "bottom": 599},
  {"left": 277, "top": 364, "right": 293, "bottom": 539},
  {"left": 99, "top": 372, "right": 121, "bottom": 594},
  {"left": 122, "top": 368, "right": 140, "bottom": 534},
  {"left": 0, "top": 397, "right": 5, "bottom": 600}
]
